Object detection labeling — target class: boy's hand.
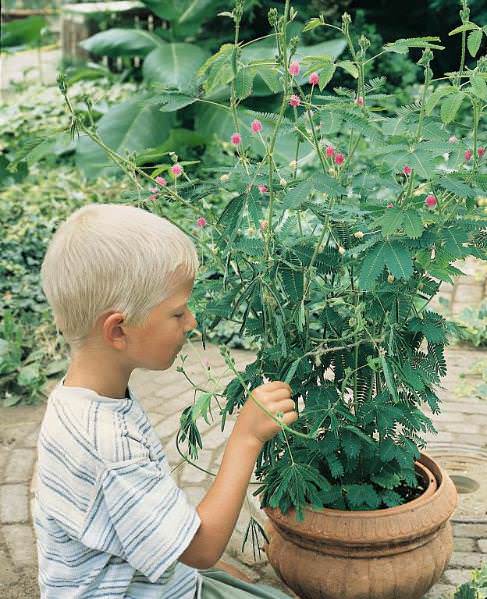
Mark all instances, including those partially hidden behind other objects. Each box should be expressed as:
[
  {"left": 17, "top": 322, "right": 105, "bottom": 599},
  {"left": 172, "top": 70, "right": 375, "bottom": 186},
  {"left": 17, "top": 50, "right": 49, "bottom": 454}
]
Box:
[{"left": 233, "top": 381, "right": 298, "bottom": 447}]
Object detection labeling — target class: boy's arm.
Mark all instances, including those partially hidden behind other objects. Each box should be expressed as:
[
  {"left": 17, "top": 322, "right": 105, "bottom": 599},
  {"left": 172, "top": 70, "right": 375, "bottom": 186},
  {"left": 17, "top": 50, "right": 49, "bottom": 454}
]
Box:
[{"left": 179, "top": 432, "right": 262, "bottom": 569}]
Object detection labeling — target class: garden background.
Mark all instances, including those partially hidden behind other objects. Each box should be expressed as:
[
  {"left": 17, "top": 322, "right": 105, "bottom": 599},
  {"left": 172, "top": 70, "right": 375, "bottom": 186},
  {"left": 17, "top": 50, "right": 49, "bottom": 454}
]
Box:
[{"left": 1, "top": 0, "right": 487, "bottom": 597}]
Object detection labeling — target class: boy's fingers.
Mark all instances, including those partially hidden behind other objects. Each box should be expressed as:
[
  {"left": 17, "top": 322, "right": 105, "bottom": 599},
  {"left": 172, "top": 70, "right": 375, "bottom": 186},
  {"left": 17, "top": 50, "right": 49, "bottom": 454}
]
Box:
[
  {"left": 272, "top": 399, "right": 296, "bottom": 413},
  {"left": 281, "top": 411, "right": 299, "bottom": 425}
]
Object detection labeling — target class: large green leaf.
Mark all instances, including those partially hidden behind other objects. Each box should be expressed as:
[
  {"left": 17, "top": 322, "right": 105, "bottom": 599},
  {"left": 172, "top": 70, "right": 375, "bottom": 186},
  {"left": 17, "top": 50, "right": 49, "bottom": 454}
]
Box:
[
  {"left": 141, "top": 0, "right": 225, "bottom": 24},
  {"left": 76, "top": 92, "right": 174, "bottom": 179},
  {"left": 143, "top": 43, "right": 210, "bottom": 93},
  {"left": 1, "top": 16, "right": 45, "bottom": 48},
  {"left": 79, "top": 28, "right": 164, "bottom": 57},
  {"left": 440, "top": 91, "right": 465, "bottom": 124},
  {"left": 359, "top": 241, "right": 413, "bottom": 289}
]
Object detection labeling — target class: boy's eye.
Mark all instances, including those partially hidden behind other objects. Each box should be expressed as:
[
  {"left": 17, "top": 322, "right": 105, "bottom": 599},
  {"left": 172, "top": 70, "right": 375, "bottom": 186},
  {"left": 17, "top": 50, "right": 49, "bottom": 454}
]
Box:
[{"left": 175, "top": 313, "right": 184, "bottom": 318}]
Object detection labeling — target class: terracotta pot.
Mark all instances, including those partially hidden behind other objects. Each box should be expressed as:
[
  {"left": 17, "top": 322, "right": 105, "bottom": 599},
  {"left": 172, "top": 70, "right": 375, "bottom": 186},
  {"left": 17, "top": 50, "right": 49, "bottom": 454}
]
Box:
[{"left": 263, "top": 453, "right": 458, "bottom": 599}]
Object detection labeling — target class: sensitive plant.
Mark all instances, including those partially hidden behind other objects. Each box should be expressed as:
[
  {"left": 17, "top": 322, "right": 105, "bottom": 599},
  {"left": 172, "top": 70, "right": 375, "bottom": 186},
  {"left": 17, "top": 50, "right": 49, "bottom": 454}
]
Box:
[{"left": 54, "top": 0, "right": 487, "bottom": 522}]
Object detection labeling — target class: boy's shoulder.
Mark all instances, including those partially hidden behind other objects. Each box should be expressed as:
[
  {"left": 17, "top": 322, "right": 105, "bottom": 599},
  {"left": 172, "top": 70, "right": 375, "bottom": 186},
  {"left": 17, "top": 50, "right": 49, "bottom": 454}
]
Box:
[{"left": 40, "top": 381, "right": 156, "bottom": 466}]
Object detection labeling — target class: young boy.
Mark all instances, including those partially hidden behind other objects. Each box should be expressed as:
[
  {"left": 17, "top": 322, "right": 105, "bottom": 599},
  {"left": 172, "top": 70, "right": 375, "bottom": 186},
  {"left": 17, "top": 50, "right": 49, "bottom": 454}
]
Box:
[{"left": 35, "top": 203, "right": 297, "bottom": 598}]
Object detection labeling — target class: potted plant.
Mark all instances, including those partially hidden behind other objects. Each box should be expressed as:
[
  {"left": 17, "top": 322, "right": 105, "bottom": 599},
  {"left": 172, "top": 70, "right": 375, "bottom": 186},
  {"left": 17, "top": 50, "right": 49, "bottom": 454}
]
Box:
[
  {"left": 55, "top": 0, "right": 486, "bottom": 597},
  {"left": 174, "top": 2, "right": 485, "bottom": 598}
]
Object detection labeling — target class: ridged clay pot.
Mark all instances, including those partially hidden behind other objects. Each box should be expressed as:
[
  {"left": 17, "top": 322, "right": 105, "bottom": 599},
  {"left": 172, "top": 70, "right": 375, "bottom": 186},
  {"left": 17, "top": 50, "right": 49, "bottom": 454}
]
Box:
[{"left": 263, "top": 453, "right": 458, "bottom": 599}]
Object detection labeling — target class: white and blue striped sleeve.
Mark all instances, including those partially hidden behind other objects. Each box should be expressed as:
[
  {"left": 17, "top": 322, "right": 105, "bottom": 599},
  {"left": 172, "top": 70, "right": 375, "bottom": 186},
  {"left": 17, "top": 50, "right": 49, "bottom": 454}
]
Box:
[{"left": 80, "top": 458, "right": 201, "bottom": 583}]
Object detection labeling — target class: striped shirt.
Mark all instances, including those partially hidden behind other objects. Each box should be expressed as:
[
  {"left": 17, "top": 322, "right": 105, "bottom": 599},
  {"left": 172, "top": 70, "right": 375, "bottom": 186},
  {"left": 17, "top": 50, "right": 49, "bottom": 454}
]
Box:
[{"left": 33, "top": 376, "right": 202, "bottom": 598}]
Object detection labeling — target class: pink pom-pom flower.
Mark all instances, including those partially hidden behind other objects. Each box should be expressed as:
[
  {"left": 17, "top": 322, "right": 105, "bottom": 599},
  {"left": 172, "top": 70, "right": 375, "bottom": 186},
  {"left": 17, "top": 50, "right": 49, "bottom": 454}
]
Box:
[
  {"left": 155, "top": 176, "right": 167, "bottom": 187},
  {"left": 448, "top": 135, "right": 458, "bottom": 144},
  {"left": 251, "top": 119, "right": 262, "bottom": 133},
  {"left": 289, "top": 94, "right": 301, "bottom": 107},
  {"left": 355, "top": 96, "right": 365, "bottom": 106},
  {"left": 386, "top": 203, "right": 394, "bottom": 208},
  {"left": 478, "top": 147, "right": 485, "bottom": 158},
  {"left": 171, "top": 164, "right": 183, "bottom": 177},
  {"left": 289, "top": 61, "right": 300, "bottom": 76},
  {"left": 402, "top": 165, "right": 412, "bottom": 176},
  {"left": 334, "top": 152, "right": 345, "bottom": 165},
  {"left": 258, "top": 184, "right": 268, "bottom": 194},
  {"left": 325, "top": 146, "right": 335, "bottom": 157},
  {"left": 464, "top": 149, "right": 473, "bottom": 161},
  {"left": 309, "top": 72, "right": 320, "bottom": 86},
  {"left": 196, "top": 217, "right": 207, "bottom": 228},
  {"left": 149, "top": 194, "right": 157, "bottom": 201},
  {"left": 230, "top": 132, "right": 242, "bottom": 145},
  {"left": 425, "top": 194, "right": 437, "bottom": 208}
]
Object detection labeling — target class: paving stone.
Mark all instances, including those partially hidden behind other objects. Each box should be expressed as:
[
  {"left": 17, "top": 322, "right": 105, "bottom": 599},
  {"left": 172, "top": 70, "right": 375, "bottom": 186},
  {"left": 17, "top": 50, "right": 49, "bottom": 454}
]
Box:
[
  {"left": 4, "top": 449, "right": 36, "bottom": 483},
  {"left": 0, "top": 448, "right": 9, "bottom": 475},
  {"left": 448, "top": 551, "right": 485, "bottom": 569},
  {"left": 153, "top": 412, "right": 185, "bottom": 440},
  {"left": 201, "top": 425, "right": 231, "bottom": 450},
  {"left": 180, "top": 485, "right": 206, "bottom": 507},
  {"left": 454, "top": 524, "right": 487, "bottom": 538},
  {"left": 441, "top": 422, "right": 482, "bottom": 435},
  {"left": 0, "top": 485, "right": 29, "bottom": 523},
  {"left": 0, "top": 545, "right": 17, "bottom": 585},
  {"left": 443, "top": 569, "right": 475, "bottom": 586},
  {"left": 454, "top": 537, "right": 477, "bottom": 552},
  {"left": 3, "top": 524, "right": 36, "bottom": 567},
  {"left": 478, "top": 539, "right": 487, "bottom": 553},
  {"left": 21, "top": 426, "right": 40, "bottom": 449},
  {"left": 455, "top": 284, "right": 484, "bottom": 303},
  {"left": 180, "top": 450, "right": 214, "bottom": 484},
  {"left": 422, "top": 583, "right": 457, "bottom": 599}
]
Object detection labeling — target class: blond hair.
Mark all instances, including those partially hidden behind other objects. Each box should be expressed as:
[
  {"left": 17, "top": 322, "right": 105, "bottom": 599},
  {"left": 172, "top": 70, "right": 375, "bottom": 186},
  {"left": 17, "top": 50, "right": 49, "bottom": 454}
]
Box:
[{"left": 41, "top": 203, "right": 199, "bottom": 352}]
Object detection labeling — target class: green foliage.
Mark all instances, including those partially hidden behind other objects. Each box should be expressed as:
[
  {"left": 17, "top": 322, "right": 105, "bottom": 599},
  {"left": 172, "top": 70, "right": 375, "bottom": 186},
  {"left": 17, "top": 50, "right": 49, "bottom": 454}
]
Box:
[
  {"left": 449, "top": 561, "right": 487, "bottom": 598},
  {"left": 1, "top": 16, "right": 46, "bottom": 49},
  {"left": 20, "top": 0, "right": 487, "bottom": 521}
]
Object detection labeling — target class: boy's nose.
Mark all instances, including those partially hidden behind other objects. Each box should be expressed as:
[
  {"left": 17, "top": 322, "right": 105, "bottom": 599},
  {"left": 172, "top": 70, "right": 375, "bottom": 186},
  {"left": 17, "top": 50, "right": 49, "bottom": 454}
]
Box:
[{"left": 186, "top": 312, "right": 197, "bottom": 332}]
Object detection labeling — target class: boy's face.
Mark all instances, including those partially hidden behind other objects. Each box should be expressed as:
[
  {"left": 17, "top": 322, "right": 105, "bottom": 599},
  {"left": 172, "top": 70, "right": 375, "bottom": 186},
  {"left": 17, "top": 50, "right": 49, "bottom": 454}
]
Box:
[{"left": 122, "top": 275, "right": 197, "bottom": 371}]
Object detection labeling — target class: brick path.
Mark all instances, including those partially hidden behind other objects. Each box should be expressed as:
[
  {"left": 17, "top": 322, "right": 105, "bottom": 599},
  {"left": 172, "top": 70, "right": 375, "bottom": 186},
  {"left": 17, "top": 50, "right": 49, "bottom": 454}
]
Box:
[{"left": 0, "top": 286, "right": 487, "bottom": 599}]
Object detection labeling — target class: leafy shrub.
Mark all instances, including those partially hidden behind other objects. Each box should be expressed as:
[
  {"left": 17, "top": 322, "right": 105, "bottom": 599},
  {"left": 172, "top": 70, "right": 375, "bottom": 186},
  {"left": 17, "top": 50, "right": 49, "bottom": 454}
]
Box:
[{"left": 56, "top": 0, "right": 487, "bottom": 520}]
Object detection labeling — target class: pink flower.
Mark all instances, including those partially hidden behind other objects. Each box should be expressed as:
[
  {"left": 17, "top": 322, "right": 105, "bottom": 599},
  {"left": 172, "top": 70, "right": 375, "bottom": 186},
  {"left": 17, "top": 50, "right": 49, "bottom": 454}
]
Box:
[
  {"left": 196, "top": 217, "right": 207, "bottom": 228},
  {"left": 150, "top": 187, "right": 159, "bottom": 193},
  {"left": 309, "top": 72, "right": 320, "bottom": 86},
  {"left": 251, "top": 119, "right": 262, "bottom": 133},
  {"left": 171, "top": 164, "right": 183, "bottom": 177},
  {"left": 289, "top": 61, "right": 300, "bottom": 76},
  {"left": 355, "top": 96, "right": 365, "bottom": 106},
  {"left": 425, "top": 194, "right": 437, "bottom": 208},
  {"left": 402, "top": 165, "right": 412, "bottom": 176},
  {"left": 149, "top": 194, "right": 157, "bottom": 201},
  {"left": 478, "top": 147, "right": 485, "bottom": 158},
  {"left": 465, "top": 149, "right": 473, "bottom": 161},
  {"left": 155, "top": 176, "right": 167, "bottom": 187},
  {"left": 448, "top": 135, "right": 458, "bottom": 144},
  {"left": 289, "top": 94, "right": 301, "bottom": 107},
  {"left": 386, "top": 203, "right": 394, "bottom": 208},
  {"left": 334, "top": 152, "right": 345, "bottom": 165},
  {"left": 260, "top": 220, "right": 268, "bottom": 231},
  {"left": 231, "top": 132, "right": 242, "bottom": 145},
  {"left": 325, "top": 146, "right": 335, "bottom": 158},
  {"left": 258, "top": 184, "right": 268, "bottom": 194}
]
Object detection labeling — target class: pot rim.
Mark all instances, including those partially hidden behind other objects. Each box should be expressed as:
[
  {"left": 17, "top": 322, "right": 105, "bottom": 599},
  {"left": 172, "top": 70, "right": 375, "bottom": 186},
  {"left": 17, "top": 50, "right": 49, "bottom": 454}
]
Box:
[{"left": 263, "top": 452, "right": 451, "bottom": 520}]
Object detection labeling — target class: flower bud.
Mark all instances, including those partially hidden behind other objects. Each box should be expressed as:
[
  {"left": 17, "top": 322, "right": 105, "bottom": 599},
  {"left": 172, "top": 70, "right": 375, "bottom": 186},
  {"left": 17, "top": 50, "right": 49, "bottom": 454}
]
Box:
[
  {"left": 309, "top": 72, "right": 320, "bottom": 86},
  {"left": 354, "top": 231, "right": 364, "bottom": 239},
  {"left": 289, "top": 61, "right": 300, "bottom": 76},
  {"left": 220, "top": 173, "right": 230, "bottom": 182},
  {"left": 279, "top": 178, "right": 287, "bottom": 187},
  {"left": 387, "top": 274, "right": 395, "bottom": 284},
  {"left": 338, "top": 246, "right": 346, "bottom": 255},
  {"left": 289, "top": 94, "right": 301, "bottom": 107}
]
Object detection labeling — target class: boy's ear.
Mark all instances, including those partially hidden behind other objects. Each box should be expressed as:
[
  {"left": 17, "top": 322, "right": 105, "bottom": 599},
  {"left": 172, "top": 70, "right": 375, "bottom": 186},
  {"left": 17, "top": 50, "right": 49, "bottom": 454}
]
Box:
[{"left": 102, "top": 312, "right": 128, "bottom": 349}]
